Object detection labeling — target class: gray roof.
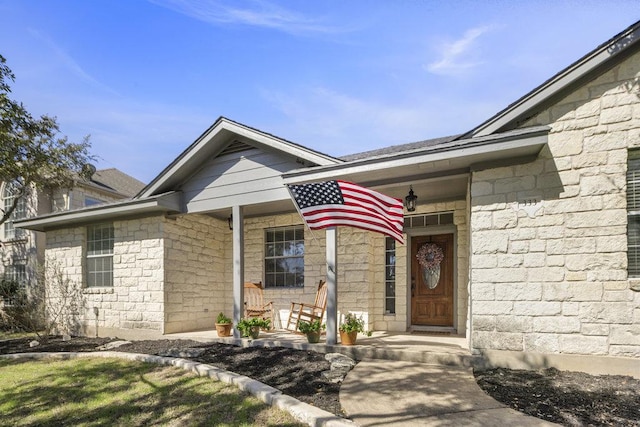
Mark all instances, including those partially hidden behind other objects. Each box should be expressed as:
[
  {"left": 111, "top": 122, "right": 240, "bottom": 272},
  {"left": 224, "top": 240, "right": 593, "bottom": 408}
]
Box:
[
  {"left": 90, "top": 168, "right": 146, "bottom": 198},
  {"left": 340, "top": 134, "right": 461, "bottom": 162}
]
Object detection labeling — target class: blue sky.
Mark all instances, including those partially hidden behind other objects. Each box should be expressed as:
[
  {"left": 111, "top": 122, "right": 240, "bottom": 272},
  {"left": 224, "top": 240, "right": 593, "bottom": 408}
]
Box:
[{"left": 1, "top": 1, "right": 639, "bottom": 183}]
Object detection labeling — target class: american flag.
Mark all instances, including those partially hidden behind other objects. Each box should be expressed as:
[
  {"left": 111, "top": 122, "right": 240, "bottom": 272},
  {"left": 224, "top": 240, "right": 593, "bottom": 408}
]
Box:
[{"left": 287, "top": 180, "right": 405, "bottom": 244}]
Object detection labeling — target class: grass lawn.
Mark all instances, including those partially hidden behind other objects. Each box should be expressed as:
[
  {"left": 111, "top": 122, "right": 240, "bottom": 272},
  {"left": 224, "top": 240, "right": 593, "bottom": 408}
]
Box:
[{"left": 0, "top": 357, "right": 304, "bottom": 426}]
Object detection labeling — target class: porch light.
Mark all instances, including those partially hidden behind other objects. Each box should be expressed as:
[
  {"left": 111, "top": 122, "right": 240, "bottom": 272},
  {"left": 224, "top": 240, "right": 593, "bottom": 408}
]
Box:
[
  {"left": 227, "top": 214, "right": 233, "bottom": 230},
  {"left": 405, "top": 186, "right": 417, "bottom": 212}
]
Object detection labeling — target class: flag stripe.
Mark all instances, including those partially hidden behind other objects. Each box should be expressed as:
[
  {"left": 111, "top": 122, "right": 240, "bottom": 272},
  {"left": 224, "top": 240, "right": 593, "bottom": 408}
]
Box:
[
  {"left": 288, "top": 180, "right": 405, "bottom": 244},
  {"left": 303, "top": 208, "right": 405, "bottom": 239},
  {"left": 302, "top": 206, "right": 403, "bottom": 232}
]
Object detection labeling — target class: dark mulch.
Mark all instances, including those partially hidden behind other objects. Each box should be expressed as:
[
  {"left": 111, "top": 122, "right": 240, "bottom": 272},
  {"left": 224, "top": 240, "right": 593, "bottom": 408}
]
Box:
[
  {"left": 2, "top": 336, "right": 639, "bottom": 425},
  {"left": 474, "top": 367, "right": 640, "bottom": 426}
]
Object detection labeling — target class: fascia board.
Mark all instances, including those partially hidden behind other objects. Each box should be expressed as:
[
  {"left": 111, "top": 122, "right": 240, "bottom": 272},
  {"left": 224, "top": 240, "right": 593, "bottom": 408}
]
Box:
[
  {"left": 283, "top": 126, "right": 549, "bottom": 184},
  {"left": 224, "top": 120, "right": 340, "bottom": 166},
  {"left": 15, "top": 192, "right": 181, "bottom": 232}
]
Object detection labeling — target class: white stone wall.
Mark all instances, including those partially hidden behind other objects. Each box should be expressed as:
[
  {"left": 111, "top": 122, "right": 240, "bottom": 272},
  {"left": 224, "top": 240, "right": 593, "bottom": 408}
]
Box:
[
  {"left": 470, "top": 50, "right": 640, "bottom": 357},
  {"left": 163, "top": 214, "right": 226, "bottom": 334},
  {"left": 45, "top": 216, "right": 166, "bottom": 339}
]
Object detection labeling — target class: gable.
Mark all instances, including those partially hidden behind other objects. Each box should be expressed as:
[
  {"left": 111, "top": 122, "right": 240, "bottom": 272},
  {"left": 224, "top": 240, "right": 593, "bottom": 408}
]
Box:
[
  {"left": 138, "top": 117, "right": 340, "bottom": 199},
  {"left": 181, "top": 144, "right": 307, "bottom": 214}
]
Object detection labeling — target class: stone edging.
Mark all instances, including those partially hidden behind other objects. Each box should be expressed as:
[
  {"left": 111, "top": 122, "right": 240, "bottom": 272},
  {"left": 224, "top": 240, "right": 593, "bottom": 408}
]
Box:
[{"left": 0, "top": 351, "right": 356, "bottom": 427}]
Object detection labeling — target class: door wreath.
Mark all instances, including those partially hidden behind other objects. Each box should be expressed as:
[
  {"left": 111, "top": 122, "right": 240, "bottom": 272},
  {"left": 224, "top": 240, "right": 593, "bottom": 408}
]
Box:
[{"left": 416, "top": 242, "right": 444, "bottom": 289}]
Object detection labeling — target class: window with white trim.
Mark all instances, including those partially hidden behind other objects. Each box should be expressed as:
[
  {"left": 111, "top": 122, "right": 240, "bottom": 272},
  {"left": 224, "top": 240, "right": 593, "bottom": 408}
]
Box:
[
  {"left": 3, "top": 182, "right": 26, "bottom": 240},
  {"left": 86, "top": 223, "right": 114, "bottom": 287},
  {"left": 384, "top": 237, "right": 396, "bottom": 314},
  {"left": 264, "top": 226, "right": 304, "bottom": 288},
  {"left": 628, "top": 151, "right": 640, "bottom": 277}
]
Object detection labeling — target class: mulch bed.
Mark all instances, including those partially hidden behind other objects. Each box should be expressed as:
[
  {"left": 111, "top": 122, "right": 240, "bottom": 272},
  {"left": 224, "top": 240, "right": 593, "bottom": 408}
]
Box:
[
  {"left": 0, "top": 336, "right": 344, "bottom": 416},
  {"left": 474, "top": 367, "right": 640, "bottom": 426},
  {"left": 2, "top": 336, "right": 639, "bottom": 425}
]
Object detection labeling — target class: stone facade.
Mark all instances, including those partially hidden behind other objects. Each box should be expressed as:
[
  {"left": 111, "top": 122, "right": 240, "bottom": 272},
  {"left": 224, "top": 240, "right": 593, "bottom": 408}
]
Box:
[
  {"left": 469, "top": 50, "right": 640, "bottom": 358},
  {"left": 46, "top": 216, "right": 165, "bottom": 339},
  {"left": 163, "top": 214, "right": 226, "bottom": 334},
  {"left": 47, "top": 206, "right": 466, "bottom": 338}
]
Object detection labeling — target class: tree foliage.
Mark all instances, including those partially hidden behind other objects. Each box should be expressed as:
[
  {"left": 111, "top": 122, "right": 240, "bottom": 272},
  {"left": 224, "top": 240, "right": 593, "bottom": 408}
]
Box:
[{"left": 0, "top": 54, "right": 95, "bottom": 227}]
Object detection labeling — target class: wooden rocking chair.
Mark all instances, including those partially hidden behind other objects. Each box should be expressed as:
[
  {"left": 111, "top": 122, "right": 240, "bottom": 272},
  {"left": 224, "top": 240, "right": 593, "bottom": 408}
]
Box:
[
  {"left": 244, "top": 281, "right": 273, "bottom": 329},
  {"left": 285, "top": 280, "right": 328, "bottom": 333}
]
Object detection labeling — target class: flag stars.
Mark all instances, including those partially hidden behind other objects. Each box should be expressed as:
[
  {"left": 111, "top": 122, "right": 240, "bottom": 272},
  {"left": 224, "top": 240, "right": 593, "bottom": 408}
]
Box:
[{"left": 290, "top": 181, "right": 344, "bottom": 208}]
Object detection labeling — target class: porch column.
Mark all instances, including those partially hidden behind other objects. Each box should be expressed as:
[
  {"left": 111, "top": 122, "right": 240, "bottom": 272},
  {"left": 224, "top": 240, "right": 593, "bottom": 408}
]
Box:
[
  {"left": 232, "top": 205, "right": 244, "bottom": 338},
  {"left": 326, "top": 227, "right": 338, "bottom": 345}
]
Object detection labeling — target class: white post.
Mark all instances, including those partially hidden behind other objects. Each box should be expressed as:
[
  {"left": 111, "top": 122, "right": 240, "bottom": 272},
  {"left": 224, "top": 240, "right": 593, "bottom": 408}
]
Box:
[
  {"left": 232, "top": 205, "right": 244, "bottom": 338},
  {"left": 326, "top": 227, "right": 338, "bottom": 345}
]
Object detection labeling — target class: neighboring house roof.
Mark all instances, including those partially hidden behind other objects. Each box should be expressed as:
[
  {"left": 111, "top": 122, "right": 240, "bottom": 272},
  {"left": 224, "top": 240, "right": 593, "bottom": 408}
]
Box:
[
  {"left": 90, "top": 168, "right": 146, "bottom": 198},
  {"left": 463, "top": 19, "right": 640, "bottom": 138}
]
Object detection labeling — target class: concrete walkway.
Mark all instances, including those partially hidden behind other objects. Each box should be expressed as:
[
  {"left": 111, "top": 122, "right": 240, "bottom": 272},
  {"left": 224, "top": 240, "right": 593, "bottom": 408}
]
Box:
[
  {"left": 167, "top": 330, "right": 559, "bottom": 426},
  {"left": 340, "top": 360, "right": 557, "bottom": 426}
]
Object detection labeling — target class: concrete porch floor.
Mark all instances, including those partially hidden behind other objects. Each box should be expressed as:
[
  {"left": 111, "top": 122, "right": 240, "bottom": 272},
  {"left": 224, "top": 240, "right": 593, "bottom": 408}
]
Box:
[{"left": 164, "top": 329, "right": 480, "bottom": 368}]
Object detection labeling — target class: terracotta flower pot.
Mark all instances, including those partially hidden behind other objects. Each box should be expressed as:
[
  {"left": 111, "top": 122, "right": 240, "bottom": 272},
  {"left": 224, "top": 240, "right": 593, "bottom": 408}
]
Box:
[
  {"left": 306, "top": 330, "right": 321, "bottom": 343},
  {"left": 339, "top": 330, "right": 358, "bottom": 345},
  {"left": 215, "top": 323, "right": 232, "bottom": 337}
]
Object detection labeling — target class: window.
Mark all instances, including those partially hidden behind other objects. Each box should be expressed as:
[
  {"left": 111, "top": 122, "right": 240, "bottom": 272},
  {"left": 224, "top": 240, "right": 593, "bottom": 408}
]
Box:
[
  {"left": 84, "top": 197, "right": 104, "bottom": 207},
  {"left": 384, "top": 237, "right": 396, "bottom": 314},
  {"left": 5, "top": 263, "right": 26, "bottom": 285},
  {"left": 2, "top": 261, "right": 26, "bottom": 306},
  {"left": 3, "top": 182, "right": 26, "bottom": 240},
  {"left": 264, "top": 226, "right": 304, "bottom": 288},
  {"left": 628, "top": 151, "right": 640, "bottom": 277},
  {"left": 86, "top": 223, "right": 114, "bottom": 287},
  {"left": 404, "top": 212, "right": 454, "bottom": 229}
]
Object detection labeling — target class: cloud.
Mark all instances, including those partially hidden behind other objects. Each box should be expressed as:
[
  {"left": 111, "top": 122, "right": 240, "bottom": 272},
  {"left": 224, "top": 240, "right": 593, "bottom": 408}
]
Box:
[
  {"left": 425, "top": 25, "right": 493, "bottom": 75},
  {"left": 149, "top": 0, "right": 342, "bottom": 35}
]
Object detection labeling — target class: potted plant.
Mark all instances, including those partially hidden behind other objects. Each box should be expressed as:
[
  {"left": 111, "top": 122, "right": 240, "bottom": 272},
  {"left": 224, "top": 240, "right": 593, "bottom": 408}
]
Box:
[
  {"left": 298, "top": 319, "right": 325, "bottom": 343},
  {"left": 339, "top": 312, "right": 371, "bottom": 345},
  {"left": 215, "top": 312, "right": 232, "bottom": 337},
  {"left": 236, "top": 317, "right": 271, "bottom": 339}
]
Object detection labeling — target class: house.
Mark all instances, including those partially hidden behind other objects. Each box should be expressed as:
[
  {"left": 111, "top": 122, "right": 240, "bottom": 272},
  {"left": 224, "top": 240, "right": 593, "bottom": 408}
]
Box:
[
  {"left": 16, "top": 21, "right": 640, "bottom": 376},
  {"left": 1, "top": 168, "right": 145, "bottom": 301}
]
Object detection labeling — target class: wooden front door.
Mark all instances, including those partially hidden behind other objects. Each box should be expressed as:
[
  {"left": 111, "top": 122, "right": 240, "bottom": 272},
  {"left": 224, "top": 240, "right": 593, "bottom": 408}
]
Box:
[{"left": 411, "top": 233, "right": 454, "bottom": 327}]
